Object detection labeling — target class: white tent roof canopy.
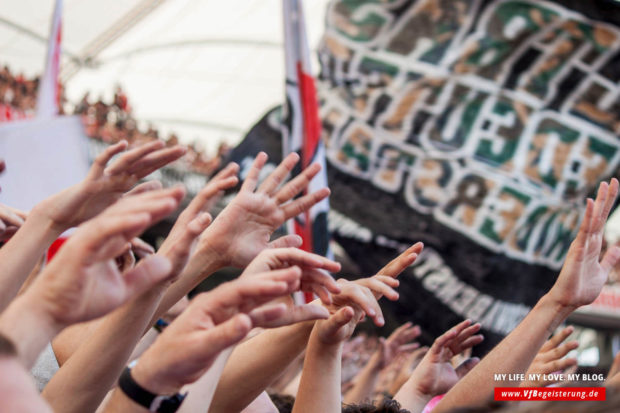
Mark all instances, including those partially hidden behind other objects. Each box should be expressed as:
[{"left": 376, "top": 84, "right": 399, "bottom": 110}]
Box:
[{"left": 0, "top": 0, "right": 331, "bottom": 153}]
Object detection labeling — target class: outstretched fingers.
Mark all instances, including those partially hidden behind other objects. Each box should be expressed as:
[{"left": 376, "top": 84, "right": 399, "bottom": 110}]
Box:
[
  {"left": 432, "top": 320, "right": 473, "bottom": 359},
  {"left": 379, "top": 242, "right": 424, "bottom": 278},
  {"left": 250, "top": 303, "right": 329, "bottom": 328},
  {"left": 541, "top": 326, "right": 574, "bottom": 352},
  {"left": 89, "top": 140, "right": 128, "bottom": 177},
  {"left": 105, "top": 140, "right": 163, "bottom": 175},
  {"left": 281, "top": 187, "right": 330, "bottom": 220},
  {"left": 241, "top": 152, "right": 268, "bottom": 192},
  {"left": 602, "top": 178, "right": 619, "bottom": 222},
  {"left": 123, "top": 255, "right": 173, "bottom": 297},
  {"left": 323, "top": 306, "right": 355, "bottom": 337},
  {"left": 274, "top": 162, "right": 321, "bottom": 205},
  {"left": 591, "top": 181, "right": 610, "bottom": 233},
  {"left": 183, "top": 174, "right": 238, "bottom": 219},
  {"left": 301, "top": 268, "right": 341, "bottom": 295},
  {"left": 356, "top": 276, "right": 400, "bottom": 301},
  {"left": 540, "top": 339, "right": 579, "bottom": 365},
  {"left": 257, "top": 152, "right": 300, "bottom": 195},
  {"left": 455, "top": 357, "right": 480, "bottom": 379},
  {"left": 128, "top": 146, "right": 187, "bottom": 179}
]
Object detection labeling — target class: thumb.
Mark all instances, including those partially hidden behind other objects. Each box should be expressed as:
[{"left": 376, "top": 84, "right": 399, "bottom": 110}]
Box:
[
  {"left": 248, "top": 303, "right": 288, "bottom": 327},
  {"left": 123, "top": 255, "right": 173, "bottom": 297},
  {"left": 199, "top": 314, "right": 253, "bottom": 361},
  {"left": 455, "top": 357, "right": 480, "bottom": 379},
  {"left": 322, "top": 306, "right": 355, "bottom": 339},
  {"left": 250, "top": 303, "right": 329, "bottom": 328}
]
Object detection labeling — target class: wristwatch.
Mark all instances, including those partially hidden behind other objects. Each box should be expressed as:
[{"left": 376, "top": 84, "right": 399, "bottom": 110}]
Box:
[{"left": 119, "top": 366, "right": 186, "bottom": 413}]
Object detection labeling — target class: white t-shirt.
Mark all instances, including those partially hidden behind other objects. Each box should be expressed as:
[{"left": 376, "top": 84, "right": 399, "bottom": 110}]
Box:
[{"left": 31, "top": 343, "right": 59, "bottom": 391}]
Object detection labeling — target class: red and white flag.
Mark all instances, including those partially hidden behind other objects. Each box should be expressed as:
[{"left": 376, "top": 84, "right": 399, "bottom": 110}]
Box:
[
  {"left": 282, "top": 0, "right": 331, "bottom": 301},
  {"left": 36, "top": 0, "right": 63, "bottom": 118}
]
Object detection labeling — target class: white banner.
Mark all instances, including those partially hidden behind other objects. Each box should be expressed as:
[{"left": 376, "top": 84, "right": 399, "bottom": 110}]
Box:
[{"left": 0, "top": 116, "right": 90, "bottom": 211}]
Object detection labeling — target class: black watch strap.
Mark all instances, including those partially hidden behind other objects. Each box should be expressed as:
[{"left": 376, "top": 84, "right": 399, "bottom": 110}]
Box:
[{"left": 119, "top": 366, "right": 186, "bottom": 413}]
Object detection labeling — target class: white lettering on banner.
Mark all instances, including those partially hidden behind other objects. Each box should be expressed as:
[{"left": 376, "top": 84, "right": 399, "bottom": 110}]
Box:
[
  {"left": 412, "top": 248, "right": 530, "bottom": 335},
  {"left": 320, "top": 0, "right": 620, "bottom": 270},
  {"left": 328, "top": 206, "right": 530, "bottom": 335}
]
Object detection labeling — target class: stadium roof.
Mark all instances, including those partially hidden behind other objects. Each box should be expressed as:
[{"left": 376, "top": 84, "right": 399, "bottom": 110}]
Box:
[{"left": 0, "top": 0, "right": 330, "bottom": 153}]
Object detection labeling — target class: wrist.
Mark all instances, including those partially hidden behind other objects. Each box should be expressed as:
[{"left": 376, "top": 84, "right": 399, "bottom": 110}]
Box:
[
  {"left": 30, "top": 203, "right": 67, "bottom": 237},
  {"left": 187, "top": 237, "right": 228, "bottom": 277},
  {"left": 0, "top": 293, "right": 64, "bottom": 367},
  {"left": 394, "top": 377, "right": 434, "bottom": 411},
  {"left": 410, "top": 385, "right": 434, "bottom": 404},
  {"left": 131, "top": 357, "right": 182, "bottom": 396},
  {"left": 367, "top": 351, "right": 384, "bottom": 371},
  {"left": 536, "top": 294, "right": 573, "bottom": 334}
]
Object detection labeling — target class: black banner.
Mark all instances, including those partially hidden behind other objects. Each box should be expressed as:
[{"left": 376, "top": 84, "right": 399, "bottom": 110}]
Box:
[{"left": 230, "top": 0, "right": 620, "bottom": 352}]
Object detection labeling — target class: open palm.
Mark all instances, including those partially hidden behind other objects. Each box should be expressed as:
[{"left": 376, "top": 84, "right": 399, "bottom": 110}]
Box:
[
  {"left": 407, "top": 320, "right": 482, "bottom": 397},
  {"left": 38, "top": 140, "right": 185, "bottom": 231},
  {"left": 550, "top": 179, "right": 620, "bottom": 309},
  {"left": 200, "top": 152, "right": 329, "bottom": 268}
]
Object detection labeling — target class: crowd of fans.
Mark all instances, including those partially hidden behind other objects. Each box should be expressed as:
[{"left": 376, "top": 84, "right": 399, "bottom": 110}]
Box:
[
  {"left": 1, "top": 134, "right": 620, "bottom": 412},
  {"left": 4, "top": 62, "right": 620, "bottom": 412},
  {"left": 0, "top": 65, "right": 229, "bottom": 175}
]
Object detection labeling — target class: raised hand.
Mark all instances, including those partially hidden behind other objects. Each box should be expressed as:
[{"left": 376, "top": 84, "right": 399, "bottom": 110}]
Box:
[
  {"left": 377, "top": 243, "right": 424, "bottom": 278},
  {"left": 241, "top": 247, "right": 341, "bottom": 303},
  {"left": 377, "top": 322, "right": 421, "bottom": 369},
  {"left": 549, "top": 178, "right": 620, "bottom": 309},
  {"left": 329, "top": 277, "right": 400, "bottom": 327},
  {"left": 130, "top": 269, "right": 303, "bottom": 395},
  {"left": 522, "top": 326, "right": 578, "bottom": 387},
  {"left": 26, "top": 187, "right": 184, "bottom": 326},
  {"left": 389, "top": 346, "right": 429, "bottom": 395},
  {"left": 197, "top": 152, "right": 330, "bottom": 268},
  {"left": 249, "top": 296, "right": 330, "bottom": 329},
  {"left": 158, "top": 163, "right": 239, "bottom": 280},
  {"left": 35, "top": 140, "right": 186, "bottom": 231},
  {"left": 400, "top": 320, "right": 483, "bottom": 398}
]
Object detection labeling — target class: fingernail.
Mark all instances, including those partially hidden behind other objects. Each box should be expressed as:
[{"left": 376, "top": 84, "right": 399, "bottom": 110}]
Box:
[{"left": 378, "top": 317, "right": 385, "bottom": 325}]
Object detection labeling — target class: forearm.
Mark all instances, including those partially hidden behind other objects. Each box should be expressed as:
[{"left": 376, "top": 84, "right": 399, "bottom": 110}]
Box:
[
  {"left": 52, "top": 319, "right": 103, "bottom": 365},
  {"left": 178, "top": 348, "right": 234, "bottom": 413},
  {"left": 102, "top": 389, "right": 149, "bottom": 413},
  {"left": 433, "top": 294, "right": 572, "bottom": 412},
  {"left": 0, "top": 210, "right": 62, "bottom": 311},
  {"left": 393, "top": 380, "right": 433, "bottom": 413},
  {"left": 209, "top": 321, "right": 315, "bottom": 413},
  {"left": 150, "top": 250, "right": 224, "bottom": 327},
  {"left": 343, "top": 352, "right": 382, "bottom": 404},
  {"left": 293, "top": 335, "right": 343, "bottom": 413},
  {"left": 0, "top": 294, "right": 62, "bottom": 368},
  {"left": 42, "top": 288, "right": 165, "bottom": 413}
]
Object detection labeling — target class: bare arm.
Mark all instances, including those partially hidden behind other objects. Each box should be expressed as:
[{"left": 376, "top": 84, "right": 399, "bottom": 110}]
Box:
[
  {"left": 0, "top": 188, "right": 180, "bottom": 368},
  {"left": 434, "top": 179, "right": 620, "bottom": 412},
  {"left": 0, "top": 141, "right": 185, "bottom": 312},
  {"left": 293, "top": 309, "right": 351, "bottom": 413},
  {"left": 344, "top": 322, "right": 420, "bottom": 404},
  {"left": 209, "top": 245, "right": 421, "bottom": 413}
]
